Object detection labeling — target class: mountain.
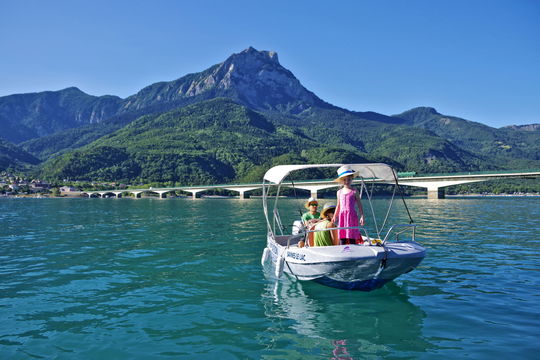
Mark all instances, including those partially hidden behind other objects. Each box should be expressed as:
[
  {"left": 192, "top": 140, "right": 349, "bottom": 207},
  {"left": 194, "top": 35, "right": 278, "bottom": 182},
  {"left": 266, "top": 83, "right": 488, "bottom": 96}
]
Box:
[
  {"left": 119, "top": 47, "right": 332, "bottom": 114},
  {"left": 0, "top": 87, "right": 122, "bottom": 143},
  {"left": 17, "top": 47, "right": 407, "bottom": 161},
  {"left": 1, "top": 47, "right": 332, "bottom": 145},
  {"left": 3, "top": 47, "right": 538, "bottom": 185},
  {"left": 39, "top": 98, "right": 374, "bottom": 183},
  {"left": 6, "top": 47, "right": 400, "bottom": 151},
  {"left": 395, "top": 107, "right": 540, "bottom": 168},
  {"left": 0, "top": 138, "right": 40, "bottom": 171},
  {"left": 38, "top": 98, "right": 488, "bottom": 183}
]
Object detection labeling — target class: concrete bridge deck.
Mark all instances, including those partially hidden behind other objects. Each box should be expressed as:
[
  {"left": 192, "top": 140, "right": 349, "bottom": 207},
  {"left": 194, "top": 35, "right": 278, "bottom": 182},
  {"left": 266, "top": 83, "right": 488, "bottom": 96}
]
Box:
[
  {"left": 398, "top": 170, "right": 540, "bottom": 198},
  {"left": 79, "top": 169, "right": 539, "bottom": 200}
]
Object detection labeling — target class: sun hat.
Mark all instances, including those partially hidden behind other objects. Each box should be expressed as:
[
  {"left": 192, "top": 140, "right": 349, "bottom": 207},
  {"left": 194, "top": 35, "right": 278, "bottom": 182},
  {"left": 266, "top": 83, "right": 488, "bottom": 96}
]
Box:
[
  {"left": 335, "top": 165, "right": 357, "bottom": 181},
  {"left": 304, "top": 197, "right": 318, "bottom": 209},
  {"left": 320, "top": 203, "right": 336, "bottom": 218}
]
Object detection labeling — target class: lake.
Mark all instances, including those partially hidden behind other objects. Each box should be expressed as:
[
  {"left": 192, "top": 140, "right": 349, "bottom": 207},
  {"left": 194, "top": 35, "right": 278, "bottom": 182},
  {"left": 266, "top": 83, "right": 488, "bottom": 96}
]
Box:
[{"left": 0, "top": 197, "right": 539, "bottom": 359}]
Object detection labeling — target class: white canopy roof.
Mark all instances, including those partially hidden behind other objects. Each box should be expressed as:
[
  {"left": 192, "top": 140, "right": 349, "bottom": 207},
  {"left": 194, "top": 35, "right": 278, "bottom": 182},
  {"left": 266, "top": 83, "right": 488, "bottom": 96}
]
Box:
[{"left": 263, "top": 163, "right": 396, "bottom": 184}]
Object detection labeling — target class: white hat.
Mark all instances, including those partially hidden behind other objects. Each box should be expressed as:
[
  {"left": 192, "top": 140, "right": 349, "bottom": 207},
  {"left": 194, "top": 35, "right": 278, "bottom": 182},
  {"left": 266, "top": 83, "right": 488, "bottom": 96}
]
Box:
[
  {"left": 320, "top": 203, "right": 336, "bottom": 217},
  {"left": 335, "top": 165, "right": 356, "bottom": 181},
  {"left": 304, "top": 197, "right": 318, "bottom": 209}
]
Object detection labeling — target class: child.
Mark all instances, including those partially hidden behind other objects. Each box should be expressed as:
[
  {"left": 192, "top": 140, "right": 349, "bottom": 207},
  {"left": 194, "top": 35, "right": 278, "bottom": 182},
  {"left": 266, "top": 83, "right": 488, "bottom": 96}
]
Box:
[
  {"left": 332, "top": 165, "right": 365, "bottom": 245},
  {"left": 301, "top": 197, "right": 320, "bottom": 225},
  {"left": 312, "top": 203, "right": 338, "bottom": 246}
]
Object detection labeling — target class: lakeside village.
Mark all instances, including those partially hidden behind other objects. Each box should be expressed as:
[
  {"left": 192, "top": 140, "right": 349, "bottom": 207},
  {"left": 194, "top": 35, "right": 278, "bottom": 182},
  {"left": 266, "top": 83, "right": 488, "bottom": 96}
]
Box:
[
  {"left": 0, "top": 172, "right": 124, "bottom": 198},
  {"left": 2, "top": 172, "right": 539, "bottom": 198},
  {"left": 0, "top": 172, "right": 218, "bottom": 198}
]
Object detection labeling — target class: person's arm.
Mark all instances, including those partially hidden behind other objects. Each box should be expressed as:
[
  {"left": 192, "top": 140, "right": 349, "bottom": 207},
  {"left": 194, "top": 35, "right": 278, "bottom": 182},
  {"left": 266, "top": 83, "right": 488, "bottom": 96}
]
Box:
[
  {"left": 355, "top": 191, "right": 365, "bottom": 226},
  {"left": 332, "top": 190, "right": 341, "bottom": 223},
  {"left": 329, "top": 221, "right": 339, "bottom": 245},
  {"left": 307, "top": 230, "right": 314, "bottom": 247}
]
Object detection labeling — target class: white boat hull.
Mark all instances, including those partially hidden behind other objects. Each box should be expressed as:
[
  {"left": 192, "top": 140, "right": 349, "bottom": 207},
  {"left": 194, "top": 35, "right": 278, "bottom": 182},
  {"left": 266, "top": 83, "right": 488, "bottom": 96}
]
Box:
[{"left": 265, "top": 235, "right": 425, "bottom": 291}]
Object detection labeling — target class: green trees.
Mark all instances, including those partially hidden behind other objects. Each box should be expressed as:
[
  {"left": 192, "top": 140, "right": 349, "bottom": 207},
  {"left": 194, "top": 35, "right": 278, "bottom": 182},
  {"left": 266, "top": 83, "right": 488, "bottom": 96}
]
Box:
[
  {"left": 0, "top": 138, "right": 40, "bottom": 171},
  {"left": 33, "top": 97, "right": 539, "bottom": 195}
]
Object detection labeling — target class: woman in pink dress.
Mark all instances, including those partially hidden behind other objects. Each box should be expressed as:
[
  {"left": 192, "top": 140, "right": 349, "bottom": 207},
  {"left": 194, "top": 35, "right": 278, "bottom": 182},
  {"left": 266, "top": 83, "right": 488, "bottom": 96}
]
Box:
[{"left": 332, "top": 165, "right": 365, "bottom": 245}]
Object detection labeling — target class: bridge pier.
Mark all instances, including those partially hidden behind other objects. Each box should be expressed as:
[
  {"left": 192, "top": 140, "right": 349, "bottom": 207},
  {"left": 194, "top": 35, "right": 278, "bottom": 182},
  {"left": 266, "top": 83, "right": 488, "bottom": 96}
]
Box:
[
  {"left": 293, "top": 184, "right": 338, "bottom": 199},
  {"left": 400, "top": 179, "right": 486, "bottom": 199},
  {"left": 131, "top": 191, "right": 143, "bottom": 198},
  {"left": 185, "top": 189, "right": 206, "bottom": 199},
  {"left": 113, "top": 191, "right": 123, "bottom": 198},
  {"left": 155, "top": 190, "right": 169, "bottom": 199},
  {"left": 224, "top": 187, "right": 259, "bottom": 200},
  {"left": 427, "top": 187, "right": 445, "bottom": 199}
]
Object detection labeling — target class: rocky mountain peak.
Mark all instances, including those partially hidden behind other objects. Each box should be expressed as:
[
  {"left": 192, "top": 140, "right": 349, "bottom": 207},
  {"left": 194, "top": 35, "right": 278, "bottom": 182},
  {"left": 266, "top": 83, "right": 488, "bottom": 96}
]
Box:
[
  {"left": 410, "top": 107, "right": 439, "bottom": 115},
  {"left": 123, "top": 47, "right": 329, "bottom": 114},
  {"left": 211, "top": 47, "right": 290, "bottom": 90},
  {"left": 206, "top": 47, "right": 324, "bottom": 112},
  {"left": 234, "top": 46, "right": 279, "bottom": 64}
]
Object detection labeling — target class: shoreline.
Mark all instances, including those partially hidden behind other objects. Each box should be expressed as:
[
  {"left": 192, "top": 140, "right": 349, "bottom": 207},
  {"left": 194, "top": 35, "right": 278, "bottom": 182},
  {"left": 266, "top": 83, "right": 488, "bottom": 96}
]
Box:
[
  {"left": 446, "top": 193, "right": 540, "bottom": 197},
  {"left": 2, "top": 193, "right": 540, "bottom": 199}
]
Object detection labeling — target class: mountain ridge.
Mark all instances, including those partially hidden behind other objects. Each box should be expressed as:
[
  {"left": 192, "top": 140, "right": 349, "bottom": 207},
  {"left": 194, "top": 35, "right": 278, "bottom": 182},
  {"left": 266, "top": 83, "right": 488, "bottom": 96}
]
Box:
[
  {"left": 2, "top": 48, "right": 536, "bottom": 146},
  {"left": 1, "top": 47, "right": 538, "bottom": 181},
  {"left": 394, "top": 107, "right": 540, "bottom": 166},
  {"left": 503, "top": 124, "right": 540, "bottom": 131},
  {"left": 36, "top": 98, "right": 491, "bottom": 183},
  {"left": 118, "top": 47, "right": 333, "bottom": 115},
  {"left": 0, "top": 87, "right": 122, "bottom": 143}
]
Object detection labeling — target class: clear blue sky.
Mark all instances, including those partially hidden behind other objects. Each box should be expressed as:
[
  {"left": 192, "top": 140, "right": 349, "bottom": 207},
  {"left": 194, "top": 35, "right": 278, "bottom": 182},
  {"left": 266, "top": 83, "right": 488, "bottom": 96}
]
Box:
[{"left": 1, "top": 0, "right": 538, "bottom": 127}]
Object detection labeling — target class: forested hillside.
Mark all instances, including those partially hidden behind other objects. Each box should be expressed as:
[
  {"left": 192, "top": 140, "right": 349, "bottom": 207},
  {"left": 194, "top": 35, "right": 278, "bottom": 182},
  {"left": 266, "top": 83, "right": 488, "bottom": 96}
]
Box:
[
  {"left": 38, "top": 98, "right": 493, "bottom": 184},
  {"left": 39, "top": 99, "right": 374, "bottom": 183},
  {"left": 0, "top": 138, "right": 40, "bottom": 171},
  {"left": 396, "top": 107, "right": 540, "bottom": 168},
  {"left": 1, "top": 47, "right": 538, "bottom": 187}
]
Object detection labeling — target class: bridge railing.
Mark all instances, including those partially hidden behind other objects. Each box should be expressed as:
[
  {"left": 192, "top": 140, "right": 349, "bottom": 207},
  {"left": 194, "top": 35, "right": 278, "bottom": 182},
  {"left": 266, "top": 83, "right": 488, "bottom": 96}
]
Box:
[{"left": 408, "top": 168, "right": 540, "bottom": 178}]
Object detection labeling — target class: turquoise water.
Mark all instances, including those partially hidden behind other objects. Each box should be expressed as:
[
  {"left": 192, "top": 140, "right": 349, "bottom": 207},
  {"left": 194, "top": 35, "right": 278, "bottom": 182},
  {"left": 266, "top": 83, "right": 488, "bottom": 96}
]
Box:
[{"left": 0, "top": 197, "right": 539, "bottom": 359}]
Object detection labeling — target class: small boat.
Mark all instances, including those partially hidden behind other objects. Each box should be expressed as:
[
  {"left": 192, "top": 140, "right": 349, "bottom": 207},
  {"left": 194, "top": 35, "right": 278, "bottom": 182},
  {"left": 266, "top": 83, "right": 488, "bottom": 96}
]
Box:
[{"left": 260, "top": 163, "right": 426, "bottom": 291}]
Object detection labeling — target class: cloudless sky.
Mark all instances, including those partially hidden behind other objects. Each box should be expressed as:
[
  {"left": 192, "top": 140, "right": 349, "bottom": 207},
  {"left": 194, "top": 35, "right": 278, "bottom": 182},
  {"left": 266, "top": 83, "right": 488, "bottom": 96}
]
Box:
[{"left": 0, "top": 0, "right": 538, "bottom": 127}]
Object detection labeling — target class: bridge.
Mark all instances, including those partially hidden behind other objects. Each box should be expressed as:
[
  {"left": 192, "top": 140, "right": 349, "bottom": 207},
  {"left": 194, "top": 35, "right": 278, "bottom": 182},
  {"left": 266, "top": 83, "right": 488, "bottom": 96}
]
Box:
[
  {"left": 78, "top": 169, "right": 540, "bottom": 199},
  {"left": 397, "top": 170, "right": 540, "bottom": 198}
]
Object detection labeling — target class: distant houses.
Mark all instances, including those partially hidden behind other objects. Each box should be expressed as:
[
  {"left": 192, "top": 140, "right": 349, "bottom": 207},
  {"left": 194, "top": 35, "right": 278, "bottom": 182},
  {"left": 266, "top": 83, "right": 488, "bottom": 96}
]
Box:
[
  {"left": 0, "top": 174, "right": 53, "bottom": 196},
  {"left": 60, "top": 186, "right": 77, "bottom": 192},
  {"left": 30, "top": 180, "right": 50, "bottom": 191}
]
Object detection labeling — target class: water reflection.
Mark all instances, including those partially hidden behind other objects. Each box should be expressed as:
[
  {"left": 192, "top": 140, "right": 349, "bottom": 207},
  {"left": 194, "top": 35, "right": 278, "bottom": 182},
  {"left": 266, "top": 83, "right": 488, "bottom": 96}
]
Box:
[{"left": 260, "top": 276, "right": 434, "bottom": 358}]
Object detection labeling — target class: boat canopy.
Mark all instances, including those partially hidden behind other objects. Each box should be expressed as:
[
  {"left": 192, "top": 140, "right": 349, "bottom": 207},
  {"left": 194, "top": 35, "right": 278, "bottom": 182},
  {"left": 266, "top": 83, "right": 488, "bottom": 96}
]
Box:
[{"left": 263, "top": 163, "right": 396, "bottom": 184}]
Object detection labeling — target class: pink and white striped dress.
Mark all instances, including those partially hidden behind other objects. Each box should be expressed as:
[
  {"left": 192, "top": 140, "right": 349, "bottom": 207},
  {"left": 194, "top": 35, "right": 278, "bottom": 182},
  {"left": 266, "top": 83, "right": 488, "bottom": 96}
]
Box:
[{"left": 337, "top": 188, "right": 362, "bottom": 241}]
